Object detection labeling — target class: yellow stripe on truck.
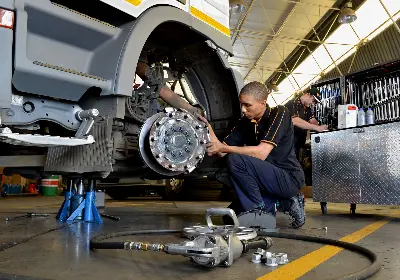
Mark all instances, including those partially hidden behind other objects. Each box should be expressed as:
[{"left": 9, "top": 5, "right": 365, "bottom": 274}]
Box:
[
  {"left": 125, "top": 0, "right": 142, "bottom": 6},
  {"left": 190, "top": 6, "right": 230, "bottom": 37}
]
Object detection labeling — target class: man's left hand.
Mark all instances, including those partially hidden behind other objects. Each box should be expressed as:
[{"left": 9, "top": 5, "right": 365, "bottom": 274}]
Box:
[{"left": 206, "top": 141, "right": 225, "bottom": 156}]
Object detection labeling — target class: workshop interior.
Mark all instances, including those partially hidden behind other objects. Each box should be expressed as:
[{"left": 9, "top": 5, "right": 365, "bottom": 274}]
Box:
[{"left": 0, "top": 0, "right": 399, "bottom": 279}]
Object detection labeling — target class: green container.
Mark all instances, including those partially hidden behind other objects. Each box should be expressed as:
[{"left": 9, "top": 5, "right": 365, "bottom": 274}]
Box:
[{"left": 41, "top": 175, "right": 59, "bottom": 196}]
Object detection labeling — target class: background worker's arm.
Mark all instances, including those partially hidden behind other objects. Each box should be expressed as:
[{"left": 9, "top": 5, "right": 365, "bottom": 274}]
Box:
[
  {"left": 292, "top": 116, "right": 327, "bottom": 132},
  {"left": 159, "top": 87, "right": 202, "bottom": 115},
  {"left": 135, "top": 61, "right": 204, "bottom": 116}
]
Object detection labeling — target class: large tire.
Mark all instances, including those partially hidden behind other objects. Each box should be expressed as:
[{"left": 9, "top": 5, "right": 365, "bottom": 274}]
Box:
[
  {"left": 105, "top": 187, "right": 129, "bottom": 200},
  {"left": 160, "top": 178, "right": 184, "bottom": 200},
  {"left": 104, "top": 186, "right": 143, "bottom": 200}
]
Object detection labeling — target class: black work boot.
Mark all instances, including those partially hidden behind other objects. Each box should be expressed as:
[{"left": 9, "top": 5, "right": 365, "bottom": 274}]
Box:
[{"left": 278, "top": 193, "right": 306, "bottom": 229}]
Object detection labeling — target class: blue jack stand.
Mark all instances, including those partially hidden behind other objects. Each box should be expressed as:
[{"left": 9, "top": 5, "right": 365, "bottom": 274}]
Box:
[{"left": 56, "top": 178, "right": 102, "bottom": 224}]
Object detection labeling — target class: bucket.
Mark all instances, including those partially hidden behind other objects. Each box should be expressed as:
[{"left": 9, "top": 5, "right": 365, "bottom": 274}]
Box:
[{"left": 41, "top": 176, "right": 59, "bottom": 196}]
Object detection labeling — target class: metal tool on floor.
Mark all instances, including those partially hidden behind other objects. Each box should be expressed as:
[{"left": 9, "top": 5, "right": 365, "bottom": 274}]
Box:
[
  {"left": 90, "top": 208, "right": 273, "bottom": 267},
  {"left": 56, "top": 178, "right": 102, "bottom": 223},
  {"left": 90, "top": 207, "right": 382, "bottom": 278},
  {"left": 310, "top": 227, "right": 328, "bottom": 232},
  {"left": 101, "top": 213, "right": 120, "bottom": 221},
  {"left": 5, "top": 213, "right": 50, "bottom": 221}
]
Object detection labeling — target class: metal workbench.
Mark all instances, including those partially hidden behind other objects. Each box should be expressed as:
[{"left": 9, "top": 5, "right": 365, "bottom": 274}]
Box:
[{"left": 311, "top": 120, "right": 400, "bottom": 215}]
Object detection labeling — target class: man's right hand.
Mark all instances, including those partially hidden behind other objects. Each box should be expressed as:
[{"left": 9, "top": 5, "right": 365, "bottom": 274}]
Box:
[{"left": 315, "top": 125, "right": 329, "bottom": 132}]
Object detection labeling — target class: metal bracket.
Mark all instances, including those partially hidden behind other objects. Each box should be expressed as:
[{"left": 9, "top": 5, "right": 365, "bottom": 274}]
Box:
[
  {"left": 205, "top": 208, "right": 240, "bottom": 230},
  {"left": 75, "top": 109, "right": 99, "bottom": 138}
]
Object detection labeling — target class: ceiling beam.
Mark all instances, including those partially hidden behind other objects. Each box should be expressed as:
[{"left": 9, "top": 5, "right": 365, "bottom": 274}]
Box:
[
  {"left": 231, "top": 0, "right": 256, "bottom": 46},
  {"left": 243, "top": 0, "right": 299, "bottom": 81},
  {"left": 232, "top": 29, "right": 355, "bottom": 46}
]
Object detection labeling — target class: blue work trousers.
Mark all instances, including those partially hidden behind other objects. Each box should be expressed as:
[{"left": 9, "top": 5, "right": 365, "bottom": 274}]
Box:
[{"left": 225, "top": 154, "right": 300, "bottom": 215}]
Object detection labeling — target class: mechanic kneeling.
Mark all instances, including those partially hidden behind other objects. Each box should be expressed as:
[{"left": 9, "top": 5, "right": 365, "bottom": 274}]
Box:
[{"left": 200, "top": 81, "right": 306, "bottom": 229}]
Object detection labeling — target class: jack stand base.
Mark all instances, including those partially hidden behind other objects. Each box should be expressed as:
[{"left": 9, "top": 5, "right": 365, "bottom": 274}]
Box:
[{"left": 56, "top": 179, "right": 102, "bottom": 224}]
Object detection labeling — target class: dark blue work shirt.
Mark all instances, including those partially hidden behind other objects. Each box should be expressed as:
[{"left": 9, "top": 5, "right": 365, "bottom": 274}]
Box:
[
  {"left": 285, "top": 97, "right": 315, "bottom": 146},
  {"left": 223, "top": 105, "right": 305, "bottom": 188}
]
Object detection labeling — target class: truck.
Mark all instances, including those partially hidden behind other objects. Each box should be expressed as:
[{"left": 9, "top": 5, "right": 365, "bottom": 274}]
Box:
[{"left": 0, "top": 0, "right": 243, "bottom": 199}]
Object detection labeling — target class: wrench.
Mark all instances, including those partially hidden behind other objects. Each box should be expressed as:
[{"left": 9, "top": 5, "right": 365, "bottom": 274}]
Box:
[
  {"left": 364, "top": 83, "right": 368, "bottom": 107},
  {"left": 375, "top": 105, "right": 380, "bottom": 122}
]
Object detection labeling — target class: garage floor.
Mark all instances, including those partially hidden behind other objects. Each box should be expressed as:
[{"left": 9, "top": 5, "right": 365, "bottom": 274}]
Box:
[{"left": 0, "top": 196, "right": 397, "bottom": 280}]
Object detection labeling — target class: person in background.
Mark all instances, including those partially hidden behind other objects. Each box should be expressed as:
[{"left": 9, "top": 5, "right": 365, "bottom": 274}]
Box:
[
  {"left": 284, "top": 87, "right": 328, "bottom": 160},
  {"left": 134, "top": 52, "right": 205, "bottom": 117}
]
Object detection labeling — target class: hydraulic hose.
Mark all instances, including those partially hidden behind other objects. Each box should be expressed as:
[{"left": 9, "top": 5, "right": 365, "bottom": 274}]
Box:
[
  {"left": 89, "top": 229, "right": 381, "bottom": 280},
  {"left": 257, "top": 231, "right": 381, "bottom": 280},
  {"left": 90, "top": 229, "right": 181, "bottom": 250}
]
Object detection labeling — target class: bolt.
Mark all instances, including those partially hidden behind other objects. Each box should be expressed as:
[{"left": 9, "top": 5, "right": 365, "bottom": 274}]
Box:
[
  {"left": 150, "top": 137, "right": 155, "bottom": 142},
  {"left": 156, "top": 122, "right": 161, "bottom": 126},
  {"left": 184, "top": 165, "right": 188, "bottom": 170},
  {"left": 224, "top": 261, "right": 229, "bottom": 266},
  {"left": 6, "top": 110, "right": 13, "bottom": 116},
  {"left": 184, "top": 114, "right": 188, "bottom": 119},
  {"left": 169, "top": 164, "right": 175, "bottom": 169},
  {"left": 156, "top": 154, "right": 162, "bottom": 159},
  {"left": 196, "top": 155, "right": 203, "bottom": 160},
  {"left": 196, "top": 125, "right": 200, "bottom": 129}
]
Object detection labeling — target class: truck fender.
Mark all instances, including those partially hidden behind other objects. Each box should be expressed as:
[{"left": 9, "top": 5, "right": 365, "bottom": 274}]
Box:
[{"left": 112, "top": 5, "right": 234, "bottom": 97}]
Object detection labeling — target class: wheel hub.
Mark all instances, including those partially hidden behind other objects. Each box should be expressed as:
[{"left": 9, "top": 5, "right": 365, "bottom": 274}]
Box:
[{"left": 139, "top": 108, "right": 210, "bottom": 176}]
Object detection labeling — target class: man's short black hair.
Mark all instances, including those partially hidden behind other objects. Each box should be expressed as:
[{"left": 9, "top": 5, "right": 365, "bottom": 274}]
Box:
[{"left": 240, "top": 81, "right": 271, "bottom": 101}]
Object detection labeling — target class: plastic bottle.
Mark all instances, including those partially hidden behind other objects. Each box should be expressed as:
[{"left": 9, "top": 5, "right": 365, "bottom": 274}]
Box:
[
  {"left": 366, "top": 107, "right": 375, "bottom": 125},
  {"left": 357, "top": 108, "right": 365, "bottom": 126}
]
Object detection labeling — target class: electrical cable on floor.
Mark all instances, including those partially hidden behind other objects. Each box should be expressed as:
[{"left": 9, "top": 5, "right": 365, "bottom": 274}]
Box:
[{"left": 89, "top": 229, "right": 381, "bottom": 280}]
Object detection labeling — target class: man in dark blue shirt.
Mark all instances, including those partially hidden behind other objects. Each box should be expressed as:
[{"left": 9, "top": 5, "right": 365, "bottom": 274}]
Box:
[
  {"left": 285, "top": 88, "right": 328, "bottom": 160},
  {"left": 200, "top": 81, "right": 306, "bottom": 228}
]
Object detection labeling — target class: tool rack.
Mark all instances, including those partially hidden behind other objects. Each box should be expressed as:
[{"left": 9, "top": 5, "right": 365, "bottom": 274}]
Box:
[{"left": 310, "top": 60, "right": 400, "bottom": 215}]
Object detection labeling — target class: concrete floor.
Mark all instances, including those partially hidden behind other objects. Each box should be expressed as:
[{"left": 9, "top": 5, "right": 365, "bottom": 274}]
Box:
[{"left": 0, "top": 196, "right": 398, "bottom": 280}]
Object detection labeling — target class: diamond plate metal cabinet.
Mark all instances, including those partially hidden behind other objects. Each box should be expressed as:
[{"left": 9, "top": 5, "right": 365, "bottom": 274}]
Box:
[
  {"left": 311, "top": 128, "right": 361, "bottom": 204},
  {"left": 311, "top": 121, "right": 400, "bottom": 206},
  {"left": 358, "top": 121, "right": 400, "bottom": 205}
]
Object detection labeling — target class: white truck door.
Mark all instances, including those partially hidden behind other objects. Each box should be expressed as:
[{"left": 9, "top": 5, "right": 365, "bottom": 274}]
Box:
[
  {"left": 190, "top": 0, "right": 230, "bottom": 37},
  {"left": 99, "top": 0, "right": 189, "bottom": 17}
]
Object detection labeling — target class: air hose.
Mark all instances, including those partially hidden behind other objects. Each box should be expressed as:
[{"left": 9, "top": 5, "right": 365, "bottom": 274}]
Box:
[
  {"left": 89, "top": 229, "right": 381, "bottom": 280},
  {"left": 257, "top": 231, "right": 381, "bottom": 280}
]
